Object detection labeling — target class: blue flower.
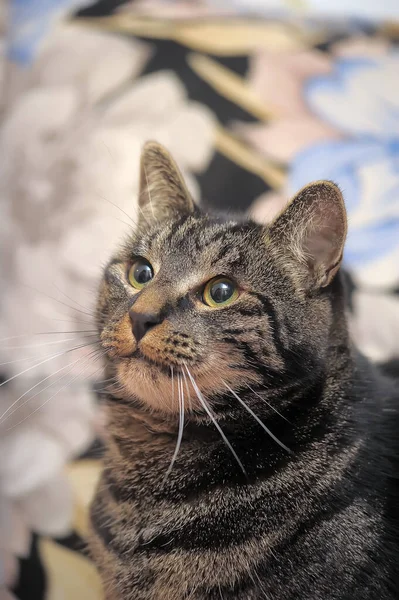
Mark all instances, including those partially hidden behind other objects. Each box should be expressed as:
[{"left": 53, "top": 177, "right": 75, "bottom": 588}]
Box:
[
  {"left": 9, "top": 0, "right": 87, "bottom": 65},
  {"left": 289, "top": 52, "right": 399, "bottom": 286}
]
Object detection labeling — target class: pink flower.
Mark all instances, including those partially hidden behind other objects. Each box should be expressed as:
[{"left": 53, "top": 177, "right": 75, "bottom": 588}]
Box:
[{"left": 237, "top": 49, "right": 340, "bottom": 166}]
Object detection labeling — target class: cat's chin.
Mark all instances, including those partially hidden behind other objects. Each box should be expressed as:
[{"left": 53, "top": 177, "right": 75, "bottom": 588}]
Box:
[
  {"left": 114, "top": 354, "right": 199, "bottom": 413},
  {"left": 111, "top": 350, "right": 260, "bottom": 415}
]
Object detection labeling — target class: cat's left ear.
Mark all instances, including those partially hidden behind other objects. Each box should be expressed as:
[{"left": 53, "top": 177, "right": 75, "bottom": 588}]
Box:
[
  {"left": 138, "top": 141, "right": 195, "bottom": 223},
  {"left": 268, "top": 181, "right": 347, "bottom": 289}
]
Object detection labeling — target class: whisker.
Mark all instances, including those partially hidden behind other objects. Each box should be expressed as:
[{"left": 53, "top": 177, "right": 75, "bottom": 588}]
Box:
[
  {"left": 184, "top": 364, "right": 246, "bottom": 476},
  {"left": 0, "top": 353, "right": 87, "bottom": 424},
  {"left": 0, "top": 342, "right": 99, "bottom": 390},
  {"left": 96, "top": 376, "right": 116, "bottom": 385},
  {"left": 163, "top": 372, "right": 185, "bottom": 482},
  {"left": 19, "top": 283, "right": 96, "bottom": 319},
  {"left": 247, "top": 384, "right": 291, "bottom": 423},
  {"left": 49, "top": 317, "right": 95, "bottom": 325},
  {"left": 52, "top": 283, "right": 97, "bottom": 314},
  {"left": 0, "top": 330, "right": 97, "bottom": 343},
  {"left": 104, "top": 213, "right": 134, "bottom": 229},
  {"left": 223, "top": 382, "right": 291, "bottom": 454},
  {"left": 250, "top": 566, "right": 268, "bottom": 598},
  {"left": 171, "top": 365, "right": 174, "bottom": 408},
  {"left": 5, "top": 334, "right": 98, "bottom": 349},
  {"left": 94, "top": 386, "right": 114, "bottom": 394},
  {"left": 0, "top": 339, "right": 98, "bottom": 366},
  {"left": 93, "top": 370, "right": 121, "bottom": 395},
  {"left": 181, "top": 368, "right": 192, "bottom": 412},
  {"left": 96, "top": 192, "right": 137, "bottom": 228},
  {"left": 0, "top": 357, "right": 42, "bottom": 367},
  {"left": 6, "top": 354, "right": 105, "bottom": 432}
]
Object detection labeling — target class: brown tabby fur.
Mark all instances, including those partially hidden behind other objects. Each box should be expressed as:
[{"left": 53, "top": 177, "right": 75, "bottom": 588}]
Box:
[{"left": 89, "top": 142, "right": 399, "bottom": 599}]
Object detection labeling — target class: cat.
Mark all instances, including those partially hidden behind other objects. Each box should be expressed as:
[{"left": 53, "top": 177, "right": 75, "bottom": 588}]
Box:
[{"left": 89, "top": 142, "right": 399, "bottom": 599}]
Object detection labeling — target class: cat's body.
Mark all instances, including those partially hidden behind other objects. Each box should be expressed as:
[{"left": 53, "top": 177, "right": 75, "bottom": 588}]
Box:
[{"left": 89, "top": 143, "right": 399, "bottom": 599}]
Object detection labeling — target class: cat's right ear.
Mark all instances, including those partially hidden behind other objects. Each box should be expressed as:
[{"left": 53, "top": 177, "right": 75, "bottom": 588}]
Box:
[{"left": 138, "top": 141, "right": 195, "bottom": 224}]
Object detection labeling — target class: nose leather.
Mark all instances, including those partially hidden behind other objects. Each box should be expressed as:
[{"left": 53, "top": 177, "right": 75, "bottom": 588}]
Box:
[{"left": 129, "top": 309, "right": 161, "bottom": 343}]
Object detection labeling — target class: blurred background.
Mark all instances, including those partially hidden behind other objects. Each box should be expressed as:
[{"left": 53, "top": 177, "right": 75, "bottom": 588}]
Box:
[{"left": 1, "top": 1, "right": 399, "bottom": 598}]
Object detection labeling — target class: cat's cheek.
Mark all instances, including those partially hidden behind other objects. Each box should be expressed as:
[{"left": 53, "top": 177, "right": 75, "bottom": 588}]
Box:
[
  {"left": 100, "top": 313, "right": 137, "bottom": 359},
  {"left": 196, "top": 342, "right": 261, "bottom": 400}
]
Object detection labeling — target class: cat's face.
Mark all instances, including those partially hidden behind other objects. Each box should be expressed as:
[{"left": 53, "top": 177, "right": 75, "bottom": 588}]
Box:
[{"left": 97, "top": 143, "right": 347, "bottom": 415}]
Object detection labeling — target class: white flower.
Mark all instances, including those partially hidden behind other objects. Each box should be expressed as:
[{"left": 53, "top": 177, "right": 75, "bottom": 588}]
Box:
[{"left": 0, "top": 22, "right": 215, "bottom": 581}]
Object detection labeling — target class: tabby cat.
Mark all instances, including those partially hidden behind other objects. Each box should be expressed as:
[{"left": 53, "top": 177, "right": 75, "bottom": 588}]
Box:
[{"left": 89, "top": 142, "right": 399, "bottom": 599}]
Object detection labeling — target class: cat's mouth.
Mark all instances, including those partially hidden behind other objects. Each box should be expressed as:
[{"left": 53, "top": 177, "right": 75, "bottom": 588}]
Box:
[
  {"left": 129, "top": 348, "right": 180, "bottom": 374},
  {"left": 125, "top": 348, "right": 185, "bottom": 375}
]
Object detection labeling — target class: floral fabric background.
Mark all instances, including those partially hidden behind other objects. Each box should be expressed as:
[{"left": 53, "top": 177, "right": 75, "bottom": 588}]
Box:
[{"left": 1, "top": 1, "right": 399, "bottom": 599}]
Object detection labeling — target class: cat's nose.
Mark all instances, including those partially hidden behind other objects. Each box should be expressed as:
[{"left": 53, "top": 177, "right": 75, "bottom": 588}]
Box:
[{"left": 129, "top": 309, "right": 161, "bottom": 343}]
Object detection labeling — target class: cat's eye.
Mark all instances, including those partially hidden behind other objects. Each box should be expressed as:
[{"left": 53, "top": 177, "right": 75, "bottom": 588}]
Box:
[
  {"left": 128, "top": 258, "right": 154, "bottom": 290},
  {"left": 203, "top": 277, "right": 238, "bottom": 308}
]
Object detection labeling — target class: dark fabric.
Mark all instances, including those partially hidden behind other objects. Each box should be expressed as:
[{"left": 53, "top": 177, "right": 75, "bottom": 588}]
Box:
[{"left": 12, "top": 535, "right": 46, "bottom": 600}]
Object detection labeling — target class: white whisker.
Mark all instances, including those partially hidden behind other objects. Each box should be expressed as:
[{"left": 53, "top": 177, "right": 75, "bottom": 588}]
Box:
[
  {"left": 181, "top": 368, "right": 192, "bottom": 412},
  {"left": 6, "top": 354, "right": 105, "bottom": 432},
  {"left": 0, "top": 354, "right": 86, "bottom": 424},
  {"left": 184, "top": 364, "right": 246, "bottom": 476},
  {"left": 95, "top": 385, "right": 115, "bottom": 394},
  {"left": 0, "top": 342, "right": 98, "bottom": 390},
  {"left": 247, "top": 384, "right": 291, "bottom": 423},
  {"left": 96, "top": 376, "right": 116, "bottom": 385},
  {"left": 5, "top": 335, "right": 97, "bottom": 350},
  {"left": 223, "top": 382, "right": 291, "bottom": 454},
  {"left": 0, "top": 330, "right": 97, "bottom": 343},
  {"left": 163, "top": 372, "right": 185, "bottom": 482},
  {"left": 0, "top": 357, "right": 42, "bottom": 367},
  {"left": 52, "top": 283, "right": 98, "bottom": 314},
  {"left": 95, "top": 192, "right": 137, "bottom": 227},
  {"left": 171, "top": 365, "right": 174, "bottom": 408},
  {"left": 0, "top": 343, "right": 97, "bottom": 367},
  {"left": 19, "top": 283, "right": 96, "bottom": 319},
  {"left": 50, "top": 317, "right": 95, "bottom": 325}
]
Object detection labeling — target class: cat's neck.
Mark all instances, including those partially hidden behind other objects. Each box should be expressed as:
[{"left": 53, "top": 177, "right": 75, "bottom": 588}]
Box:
[{"left": 104, "top": 343, "right": 355, "bottom": 473}]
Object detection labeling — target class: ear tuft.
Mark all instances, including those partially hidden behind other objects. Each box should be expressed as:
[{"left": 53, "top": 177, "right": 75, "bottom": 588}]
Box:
[
  {"left": 269, "top": 181, "right": 347, "bottom": 289},
  {"left": 138, "top": 141, "right": 194, "bottom": 223}
]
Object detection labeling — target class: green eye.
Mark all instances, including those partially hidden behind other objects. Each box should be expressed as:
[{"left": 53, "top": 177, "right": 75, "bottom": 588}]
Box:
[
  {"left": 203, "top": 277, "right": 238, "bottom": 308},
  {"left": 128, "top": 258, "right": 153, "bottom": 289}
]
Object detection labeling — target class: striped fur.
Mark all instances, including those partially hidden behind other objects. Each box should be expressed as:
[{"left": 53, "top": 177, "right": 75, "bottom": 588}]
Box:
[{"left": 89, "top": 143, "right": 399, "bottom": 599}]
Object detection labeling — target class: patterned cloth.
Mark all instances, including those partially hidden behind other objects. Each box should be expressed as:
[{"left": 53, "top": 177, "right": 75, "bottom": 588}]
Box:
[{"left": 1, "top": 1, "right": 399, "bottom": 599}]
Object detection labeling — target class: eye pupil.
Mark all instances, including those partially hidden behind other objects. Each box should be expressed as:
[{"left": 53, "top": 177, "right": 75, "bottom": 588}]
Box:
[
  {"left": 203, "top": 277, "right": 238, "bottom": 307},
  {"left": 128, "top": 259, "right": 154, "bottom": 289},
  {"left": 210, "top": 281, "right": 234, "bottom": 304},
  {"left": 134, "top": 264, "right": 152, "bottom": 284}
]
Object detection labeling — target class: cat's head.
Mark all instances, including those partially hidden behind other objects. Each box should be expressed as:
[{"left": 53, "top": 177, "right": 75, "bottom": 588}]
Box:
[{"left": 97, "top": 142, "right": 347, "bottom": 415}]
